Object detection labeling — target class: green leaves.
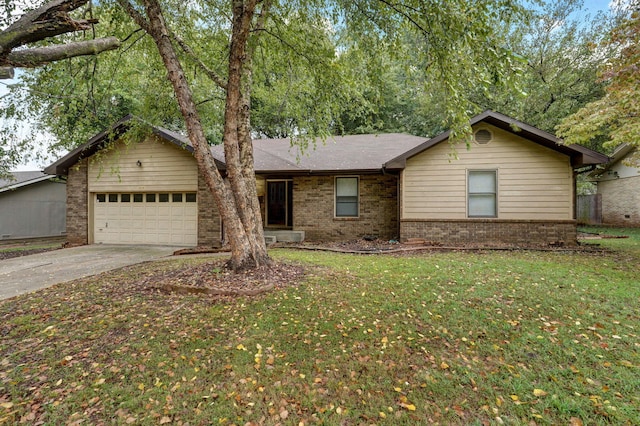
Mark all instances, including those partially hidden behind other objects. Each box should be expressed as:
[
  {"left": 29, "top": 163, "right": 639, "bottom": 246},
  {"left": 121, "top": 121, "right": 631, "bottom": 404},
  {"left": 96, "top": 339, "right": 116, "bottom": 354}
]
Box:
[{"left": 557, "top": 4, "right": 640, "bottom": 152}]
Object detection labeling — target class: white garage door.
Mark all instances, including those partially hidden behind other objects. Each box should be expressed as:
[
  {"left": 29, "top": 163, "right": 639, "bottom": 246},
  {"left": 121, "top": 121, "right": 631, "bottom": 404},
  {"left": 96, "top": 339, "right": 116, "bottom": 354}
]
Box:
[{"left": 93, "top": 192, "right": 198, "bottom": 246}]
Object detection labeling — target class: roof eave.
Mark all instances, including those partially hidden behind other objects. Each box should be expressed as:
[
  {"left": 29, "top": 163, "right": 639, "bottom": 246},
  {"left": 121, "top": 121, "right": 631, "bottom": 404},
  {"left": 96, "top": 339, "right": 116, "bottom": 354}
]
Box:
[{"left": 0, "top": 175, "right": 53, "bottom": 193}]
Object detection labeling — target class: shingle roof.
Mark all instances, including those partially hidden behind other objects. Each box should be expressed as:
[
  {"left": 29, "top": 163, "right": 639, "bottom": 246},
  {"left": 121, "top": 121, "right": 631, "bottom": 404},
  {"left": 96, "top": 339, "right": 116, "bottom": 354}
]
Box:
[
  {"left": 0, "top": 171, "right": 51, "bottom": 193},
  {"left": 210, "top": 133, "right": 428, "bottom": 173},
  {"left": 45, "top": 111, "right": 609, "bottom": 176}
]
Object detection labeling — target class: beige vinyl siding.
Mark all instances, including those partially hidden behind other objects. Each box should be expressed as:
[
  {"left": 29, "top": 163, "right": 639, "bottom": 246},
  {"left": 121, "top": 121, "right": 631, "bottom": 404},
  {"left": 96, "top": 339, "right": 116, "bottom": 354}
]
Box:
[
  {"left": 87, "top": 135, "right": 197, "bottom": 192},
  {"left": 402, "top": 124, "right": 573, "bottom": 220}
]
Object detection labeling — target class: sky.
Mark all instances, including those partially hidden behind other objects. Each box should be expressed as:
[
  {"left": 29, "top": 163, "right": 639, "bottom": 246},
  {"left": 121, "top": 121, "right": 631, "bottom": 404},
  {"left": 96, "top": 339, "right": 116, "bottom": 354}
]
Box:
[{"left": 0, "top": 0, "right": 626, "bottom": 171}]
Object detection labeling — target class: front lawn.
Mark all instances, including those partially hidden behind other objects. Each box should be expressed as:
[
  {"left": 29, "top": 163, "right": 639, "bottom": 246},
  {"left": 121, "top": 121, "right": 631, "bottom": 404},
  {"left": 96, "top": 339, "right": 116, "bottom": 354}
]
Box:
[{"left": 1, "top": 235, "right": 638, "bottom": 424}]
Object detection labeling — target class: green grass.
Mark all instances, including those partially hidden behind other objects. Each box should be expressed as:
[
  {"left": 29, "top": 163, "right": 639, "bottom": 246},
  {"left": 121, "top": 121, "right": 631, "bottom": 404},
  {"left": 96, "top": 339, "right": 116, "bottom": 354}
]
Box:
[{"left": 1, "top": 235, "right": 639, "bottom": 425}]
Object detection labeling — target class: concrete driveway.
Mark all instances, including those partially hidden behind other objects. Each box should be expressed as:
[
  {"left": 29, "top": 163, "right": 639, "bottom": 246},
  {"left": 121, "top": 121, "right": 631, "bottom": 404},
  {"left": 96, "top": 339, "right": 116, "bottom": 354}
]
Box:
[{"left": 0, "top": 245, "right": 179, "bottom": 300}]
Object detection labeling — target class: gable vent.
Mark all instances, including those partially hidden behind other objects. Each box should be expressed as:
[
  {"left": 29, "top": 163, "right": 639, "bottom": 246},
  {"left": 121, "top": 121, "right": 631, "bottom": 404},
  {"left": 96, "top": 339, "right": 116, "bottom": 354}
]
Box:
[{"left": 474, "top": 129, "right": 492, "bottom": 144}]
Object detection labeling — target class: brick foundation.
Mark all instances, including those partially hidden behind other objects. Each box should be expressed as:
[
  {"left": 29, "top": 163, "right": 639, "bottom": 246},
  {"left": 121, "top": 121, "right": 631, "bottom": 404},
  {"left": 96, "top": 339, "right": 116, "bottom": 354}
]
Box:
[
  {"left": 293, "top": 174, "right": 398, "bottom": 241},
  {"left": 66, "top": 159, "right": 89, "bottom": 245},
  {"left": 400, "top": 219, "right": 577, "bottom": 247},
  {"left": 599, "top": 177, "right": 640, "bottom": 226},
  {"left": 197, "top": 174, "right": 222, "bottom": 246}
]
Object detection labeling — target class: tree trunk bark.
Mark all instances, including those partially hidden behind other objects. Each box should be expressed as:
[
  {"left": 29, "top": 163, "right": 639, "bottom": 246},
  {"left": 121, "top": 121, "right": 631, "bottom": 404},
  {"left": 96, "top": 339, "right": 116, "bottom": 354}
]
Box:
[
  {"left": 136, "top": 0, "right": 270, "bottom": 272},
  {"left": 221, "top": 0, "right": 271, "bottom": 268},
  {"left": 0, "top": 67, "right": 13, "bottom": 79}
]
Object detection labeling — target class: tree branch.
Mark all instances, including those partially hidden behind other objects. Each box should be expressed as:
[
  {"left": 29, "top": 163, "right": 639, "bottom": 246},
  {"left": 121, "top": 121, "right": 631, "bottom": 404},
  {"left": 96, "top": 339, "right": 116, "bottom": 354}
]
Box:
[
  {"left": 0, "top": 0, "right": 95, "bottom": 55},
  {"left": 0, "top": 67, "right": 14, "bottom": 79},
  {"left": 6, "top": 37, "right": 121, "bottom": 67},
  {"left": 171, "top": 31, "right": 227, "bottom": 90}
]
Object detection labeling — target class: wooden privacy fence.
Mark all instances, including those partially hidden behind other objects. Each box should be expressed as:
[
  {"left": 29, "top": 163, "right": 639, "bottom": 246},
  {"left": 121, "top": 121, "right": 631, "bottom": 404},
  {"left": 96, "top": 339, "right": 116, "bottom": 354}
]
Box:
[{"left": 577, "top": 194, "right": 602, "bottom": 225}]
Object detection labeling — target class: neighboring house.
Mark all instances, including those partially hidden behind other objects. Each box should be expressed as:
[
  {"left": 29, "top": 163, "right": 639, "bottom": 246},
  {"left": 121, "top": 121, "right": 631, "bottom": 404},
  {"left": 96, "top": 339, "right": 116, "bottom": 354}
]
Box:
[
  {"left": 44, "top": 111, "right": 607, "bottom": 247},
  {"left": 588, "top": 144, "right": 640, "bottom": 226},
  {"left": 0, "top": 171, "right": 67, "bottom": 240}
]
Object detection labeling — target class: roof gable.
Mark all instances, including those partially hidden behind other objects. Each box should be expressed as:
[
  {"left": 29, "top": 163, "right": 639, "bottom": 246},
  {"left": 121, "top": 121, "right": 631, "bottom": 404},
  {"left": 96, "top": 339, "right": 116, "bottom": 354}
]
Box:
[
  {"left": 43, "top": 115, "right": 205, "bottom": 176},
  {"left": 384, "top": 110, "right": 609, "bottom": 169}
]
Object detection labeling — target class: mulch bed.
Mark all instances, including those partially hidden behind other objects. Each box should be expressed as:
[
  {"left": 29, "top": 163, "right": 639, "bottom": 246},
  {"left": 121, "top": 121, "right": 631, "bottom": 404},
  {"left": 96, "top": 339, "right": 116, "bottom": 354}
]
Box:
[{"left": 141, "top": 259, "right": 306, "bottom": 297}]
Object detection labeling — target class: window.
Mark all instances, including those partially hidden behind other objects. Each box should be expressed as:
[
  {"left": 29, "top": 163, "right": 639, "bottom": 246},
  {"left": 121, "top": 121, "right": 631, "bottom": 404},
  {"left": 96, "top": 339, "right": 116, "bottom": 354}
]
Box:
[
  {"left": 108, "top": 194, "right": 118, "bottom": 203},
  {"left": 159, "top": 193, "right": 169, "bottom": 202},
  {"left": 185, "top": 193, "right": 197, "bottom": 203},
  {"left": 121, "top": 194, "right": 131, "bottom": 203},
  {"left": 133, "top": 194, "right": 143, "bottom": 203},
  {"left": 96, "top": 194, "right": 106, "bottom": 203},
  {"left": 468, "top": 170, "right": 497, "bottom": 217},
  {"left": 146, "top": 193, "right": 156, "bottom": 203},
  {"left": 172, "top": 193, "right": 183, "bottom": 203},
  {"left": 335, "top": 177, "right": 358, "bottom": 217}
]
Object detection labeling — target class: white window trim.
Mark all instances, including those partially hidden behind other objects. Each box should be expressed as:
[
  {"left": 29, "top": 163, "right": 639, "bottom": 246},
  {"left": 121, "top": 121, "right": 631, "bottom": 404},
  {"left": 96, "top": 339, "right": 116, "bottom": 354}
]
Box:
[
  {"left": 467, "top": 169, "right": 498, "bottom": 218},
  {"left": 334, "top": 176, "right": 360, "bottom": 218}
]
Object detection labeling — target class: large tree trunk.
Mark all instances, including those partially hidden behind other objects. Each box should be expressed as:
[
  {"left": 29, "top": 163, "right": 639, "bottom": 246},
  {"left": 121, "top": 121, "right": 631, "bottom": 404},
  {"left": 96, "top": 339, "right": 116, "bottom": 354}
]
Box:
[
  {"left": 222, "top": 0, "right": 271, "bottom": 267},
  {"left": 131, "top": 0, "right": 270, "bottom": 272}
]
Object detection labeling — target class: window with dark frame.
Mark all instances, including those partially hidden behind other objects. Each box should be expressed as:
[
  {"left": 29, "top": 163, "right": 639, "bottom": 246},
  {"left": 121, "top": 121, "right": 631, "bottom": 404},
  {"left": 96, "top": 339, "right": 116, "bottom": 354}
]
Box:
[
  {"left": 121, "top": 194, "right": 131, "bottom": 202},
  {"left": 96, "top": 194, "right": 106, "bottom": 203},
  {"left": 468, "top": 170, "right": 497, "bottom": 217},
  {"left": 172, "top": 193, "right": 183, "bottom": 202},
  {"left": 159, "top": 193, "right": 169, "bottom": 202},
  {"left": 146, "top": 193, "right": 156, "bottom": 203},
  {"left": 186, "top": 193, "right": 197, "bottom": 203},
  {"left": 335, "top": 177, "right": 359, "bottom": 217},
  {"left": 133, "top": 194, "right": 143, "bottom": 202},
  {"left": 108, "top": 194, "right": 118, "bottom": 203}
]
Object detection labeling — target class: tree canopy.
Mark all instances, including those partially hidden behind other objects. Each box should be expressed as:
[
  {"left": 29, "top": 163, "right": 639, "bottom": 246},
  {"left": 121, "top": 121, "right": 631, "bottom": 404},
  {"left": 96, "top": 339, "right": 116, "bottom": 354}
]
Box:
[{"left": 556, "top": 1, "right": 640, "bottom": 157}]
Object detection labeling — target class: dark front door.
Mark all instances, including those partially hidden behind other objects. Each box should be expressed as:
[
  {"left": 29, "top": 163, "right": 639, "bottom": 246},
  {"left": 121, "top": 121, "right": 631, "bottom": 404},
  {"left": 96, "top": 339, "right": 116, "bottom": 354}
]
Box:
[{"left": 266, "top": 180, "right": 293, "bottom": 227}]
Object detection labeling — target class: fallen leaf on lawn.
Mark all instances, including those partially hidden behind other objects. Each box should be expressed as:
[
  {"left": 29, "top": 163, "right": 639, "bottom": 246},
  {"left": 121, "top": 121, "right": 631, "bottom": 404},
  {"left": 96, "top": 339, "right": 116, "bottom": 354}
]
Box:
[
  {"left": 619, "top": 360, "right": 633, "bottom": 367},
  {"left": 1, "top": 402, "right": 14, "bottom": 409},
  {"left": 533, "top": 389, "right": 547, "bottom": 397},
  {"left": 569, "top": 417, "right": 583, "bottom": 426},
  {"left": 160, "top": 416, "right": 171, "bottom": 424},
  {"left": 399, "top": 402, "right": 416, "bottom": 411},
  {"left": 440, "top": 361, "right": 449, "bottom": 370},
  {"left": 510, "top": 395, "right": 519, "bottom": 401}
]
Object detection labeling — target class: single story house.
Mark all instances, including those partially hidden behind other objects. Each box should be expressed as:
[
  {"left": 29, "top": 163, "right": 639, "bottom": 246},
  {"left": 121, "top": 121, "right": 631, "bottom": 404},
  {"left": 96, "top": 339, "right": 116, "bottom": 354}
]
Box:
[
  {"left": 44, "top": 110, "right": 607, "bottom": 247},
  {"left": 588, "top": 144, "right": 640, "bottom": 226},
  {"left": 0, "top": 171, "right": 67, "bottom": 240}
]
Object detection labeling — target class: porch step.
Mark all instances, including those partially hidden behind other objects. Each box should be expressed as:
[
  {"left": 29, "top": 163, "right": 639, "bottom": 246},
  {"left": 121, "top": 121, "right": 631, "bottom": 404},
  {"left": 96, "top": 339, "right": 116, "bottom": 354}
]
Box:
[
  {"left": 264, "top": 235, "right": 277, "bottom": 246},
  {"left": 264, "top": 230, "right": 305, "bottom": 243}
]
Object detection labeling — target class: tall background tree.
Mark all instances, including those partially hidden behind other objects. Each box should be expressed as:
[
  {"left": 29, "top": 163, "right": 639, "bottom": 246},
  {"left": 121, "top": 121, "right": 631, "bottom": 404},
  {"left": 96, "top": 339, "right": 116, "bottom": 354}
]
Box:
[{"left": 557, "top": 0, "right": 640, "bottom": 160}]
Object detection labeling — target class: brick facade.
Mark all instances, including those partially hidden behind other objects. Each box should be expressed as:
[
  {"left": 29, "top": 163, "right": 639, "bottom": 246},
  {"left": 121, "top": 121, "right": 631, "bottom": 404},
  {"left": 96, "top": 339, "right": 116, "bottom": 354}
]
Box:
[
  {"left": 66, "top": 159, "right": 89, "bottom": 245},
  {"left": 197, "top": 173, "right": 222, "bottom": 246},
  {"left": 598, "top": 177, "right": 640, "bottom": 226},
  {"left": 400, "top": 219, "right": 577, "bottom": 247},
  {"left": 293, "top": 174, "right": 399, "bottom": 241}
]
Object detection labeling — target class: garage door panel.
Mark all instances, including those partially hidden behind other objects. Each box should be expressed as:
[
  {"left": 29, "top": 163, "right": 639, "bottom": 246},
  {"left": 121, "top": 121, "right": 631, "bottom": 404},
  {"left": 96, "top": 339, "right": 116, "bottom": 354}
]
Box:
[{"left": 93, "top": 192, "right": 198, "bottom": 246}]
